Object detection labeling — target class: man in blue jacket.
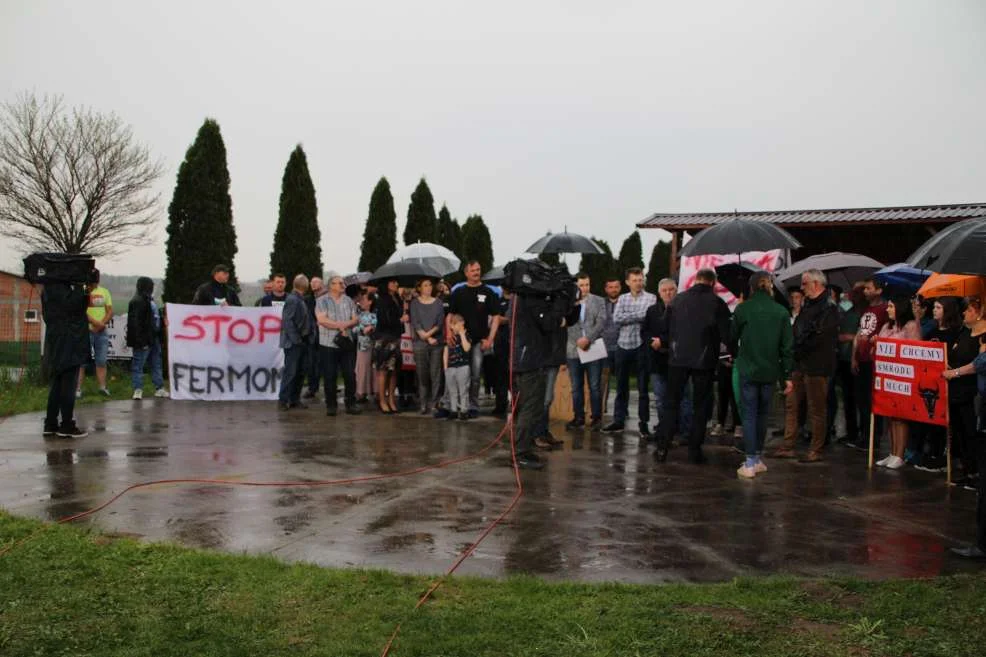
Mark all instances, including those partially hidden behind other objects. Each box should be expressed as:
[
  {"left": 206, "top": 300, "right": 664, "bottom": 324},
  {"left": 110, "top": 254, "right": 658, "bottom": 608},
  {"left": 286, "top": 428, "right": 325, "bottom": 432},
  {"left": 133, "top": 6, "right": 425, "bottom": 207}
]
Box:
[{"left": 278, "top": 274, "right": 313, "bottom": 410}]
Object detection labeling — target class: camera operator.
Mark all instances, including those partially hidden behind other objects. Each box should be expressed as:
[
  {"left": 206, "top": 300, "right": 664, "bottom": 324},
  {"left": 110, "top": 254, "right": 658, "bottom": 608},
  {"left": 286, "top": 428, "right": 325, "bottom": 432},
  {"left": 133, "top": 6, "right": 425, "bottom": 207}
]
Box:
[
  {"left": 41, "top": 278, "right": 91, "bottom": 438},
  {"left": 507, "top": 272, "right": 573, "bottom": 470}
]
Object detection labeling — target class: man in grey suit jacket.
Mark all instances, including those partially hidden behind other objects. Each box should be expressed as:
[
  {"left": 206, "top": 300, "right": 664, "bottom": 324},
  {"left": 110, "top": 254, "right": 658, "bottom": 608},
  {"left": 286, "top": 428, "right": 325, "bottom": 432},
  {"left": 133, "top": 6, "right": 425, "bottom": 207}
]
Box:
[
  {"left": 565, "top": 273, "right": 608, "bottom": 429},
  {"left": 278, "top": 274, "right": 313, "bottom": 410}
]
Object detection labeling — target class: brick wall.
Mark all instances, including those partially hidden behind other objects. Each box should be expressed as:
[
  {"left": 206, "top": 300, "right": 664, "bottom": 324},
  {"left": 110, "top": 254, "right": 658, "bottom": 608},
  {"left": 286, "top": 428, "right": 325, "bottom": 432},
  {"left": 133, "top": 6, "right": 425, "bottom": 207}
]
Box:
[{"left": 0, "top": 271, "right": 43, "bottom": 344}]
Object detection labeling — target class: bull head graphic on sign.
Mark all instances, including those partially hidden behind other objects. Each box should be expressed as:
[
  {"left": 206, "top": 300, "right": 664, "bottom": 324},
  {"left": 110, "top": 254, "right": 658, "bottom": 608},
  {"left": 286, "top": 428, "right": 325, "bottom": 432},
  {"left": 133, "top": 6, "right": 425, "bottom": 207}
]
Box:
[{"left": 916, "top": 371, "right": 942, "bottom": 419}]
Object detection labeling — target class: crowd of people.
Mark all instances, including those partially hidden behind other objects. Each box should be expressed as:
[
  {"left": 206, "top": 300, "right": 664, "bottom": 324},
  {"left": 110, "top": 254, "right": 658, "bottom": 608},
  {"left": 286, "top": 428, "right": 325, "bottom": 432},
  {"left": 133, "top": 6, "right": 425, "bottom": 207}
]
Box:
[{"left": 40, "top": 258, "right": 986, "bottom": 559}]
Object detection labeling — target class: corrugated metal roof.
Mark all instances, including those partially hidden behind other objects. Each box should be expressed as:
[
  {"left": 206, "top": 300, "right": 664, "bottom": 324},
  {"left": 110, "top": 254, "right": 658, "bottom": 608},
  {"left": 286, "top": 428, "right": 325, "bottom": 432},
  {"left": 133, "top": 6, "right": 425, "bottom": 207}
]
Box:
[{"left": 637, "top": 203, "right": 986, "bottom": 230}]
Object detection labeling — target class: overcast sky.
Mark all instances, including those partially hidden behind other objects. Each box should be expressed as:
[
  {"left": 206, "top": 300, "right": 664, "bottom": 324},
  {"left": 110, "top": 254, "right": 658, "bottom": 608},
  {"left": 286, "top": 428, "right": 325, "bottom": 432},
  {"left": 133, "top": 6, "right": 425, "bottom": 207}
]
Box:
[{"left": 2, "top": 0, "right": 984, "bottom": 282}]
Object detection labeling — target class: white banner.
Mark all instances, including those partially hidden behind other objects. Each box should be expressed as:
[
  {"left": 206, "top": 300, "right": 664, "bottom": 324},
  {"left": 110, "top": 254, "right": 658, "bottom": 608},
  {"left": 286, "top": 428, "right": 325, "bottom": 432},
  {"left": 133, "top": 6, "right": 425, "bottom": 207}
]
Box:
[
  {"left": 166, "top": 303, "right": 284, "bottom": 401},
  {"left": 679, "top": 250, "right": 787, "bottom": 310},
  {"left": 103, "top": 313, "right": 133, "bottom": 359}
]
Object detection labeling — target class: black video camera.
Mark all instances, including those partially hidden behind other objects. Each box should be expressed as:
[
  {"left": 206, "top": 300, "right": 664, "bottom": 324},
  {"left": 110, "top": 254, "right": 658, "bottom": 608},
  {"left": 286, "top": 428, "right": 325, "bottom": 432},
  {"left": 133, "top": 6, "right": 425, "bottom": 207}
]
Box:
[{"left": 23, "top": 253, "right": 97, "bottom": 285}]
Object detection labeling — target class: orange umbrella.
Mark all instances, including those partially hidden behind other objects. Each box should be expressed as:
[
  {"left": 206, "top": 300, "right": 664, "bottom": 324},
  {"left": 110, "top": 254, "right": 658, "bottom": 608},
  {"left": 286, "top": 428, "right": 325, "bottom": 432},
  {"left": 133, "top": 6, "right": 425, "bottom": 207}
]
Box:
[{"left": 917, "top": 273, "right": 986, "bottom": 299}]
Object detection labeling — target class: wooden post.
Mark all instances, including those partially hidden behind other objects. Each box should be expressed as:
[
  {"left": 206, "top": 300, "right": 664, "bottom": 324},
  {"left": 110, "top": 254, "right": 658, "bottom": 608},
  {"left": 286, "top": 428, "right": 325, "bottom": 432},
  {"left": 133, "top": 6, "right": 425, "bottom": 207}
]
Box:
[
  {"left": 670, "top": 231, "right": 681, "bottom": 278},
  {"left": 867, "top": 411, "right": 876, "bottom": 470}
]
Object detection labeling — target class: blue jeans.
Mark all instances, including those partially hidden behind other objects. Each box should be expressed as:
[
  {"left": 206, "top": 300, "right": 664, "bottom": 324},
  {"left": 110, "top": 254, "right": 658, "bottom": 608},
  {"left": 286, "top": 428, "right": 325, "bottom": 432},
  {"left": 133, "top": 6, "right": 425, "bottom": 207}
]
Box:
[
  {"left": 652, "top": 372, "right": 693, "bottom": 436},
  {"left": 131, "top": 340, "right": 164, "bottom": 391},
  {"left": 614, "top": 346, "right": 649, "bottom": 425},
  {"left": 568, "top": 357, "right": 603, "bottom": 421},
  {"left": 740, "top": 375, "right": 774, "bottom": 458}
]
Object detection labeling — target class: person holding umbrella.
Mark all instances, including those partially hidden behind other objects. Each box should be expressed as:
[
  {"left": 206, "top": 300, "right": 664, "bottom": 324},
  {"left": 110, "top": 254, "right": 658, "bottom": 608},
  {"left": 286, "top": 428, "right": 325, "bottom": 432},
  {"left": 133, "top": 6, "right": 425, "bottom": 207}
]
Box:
[{"left": 372, "top": 278, "right": 405, "bottom": 414}]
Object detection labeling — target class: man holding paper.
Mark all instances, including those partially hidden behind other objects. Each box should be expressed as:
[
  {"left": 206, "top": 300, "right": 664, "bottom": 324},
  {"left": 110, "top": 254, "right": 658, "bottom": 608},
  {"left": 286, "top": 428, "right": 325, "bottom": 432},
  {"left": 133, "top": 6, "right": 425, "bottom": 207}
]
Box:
[{"left": 565, "top": 273, "right": 607, "bottom": 430}]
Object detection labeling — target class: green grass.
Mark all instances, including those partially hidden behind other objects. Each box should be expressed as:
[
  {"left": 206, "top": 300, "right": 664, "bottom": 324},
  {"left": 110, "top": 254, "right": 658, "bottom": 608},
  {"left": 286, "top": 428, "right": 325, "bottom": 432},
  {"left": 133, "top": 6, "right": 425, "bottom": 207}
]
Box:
[
  {"left": 0, "top": 363, "right": 158, "bottom": 417},
  {"left": 1, "top": 513, "right": 984, "bottom": 656}
]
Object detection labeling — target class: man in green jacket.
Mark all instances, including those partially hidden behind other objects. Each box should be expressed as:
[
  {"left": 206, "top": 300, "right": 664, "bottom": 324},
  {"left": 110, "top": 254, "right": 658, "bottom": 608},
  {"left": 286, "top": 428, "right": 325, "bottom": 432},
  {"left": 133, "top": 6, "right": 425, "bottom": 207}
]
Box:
[{"left": 732, "top": 272, "right": 793, "bottom": 478}]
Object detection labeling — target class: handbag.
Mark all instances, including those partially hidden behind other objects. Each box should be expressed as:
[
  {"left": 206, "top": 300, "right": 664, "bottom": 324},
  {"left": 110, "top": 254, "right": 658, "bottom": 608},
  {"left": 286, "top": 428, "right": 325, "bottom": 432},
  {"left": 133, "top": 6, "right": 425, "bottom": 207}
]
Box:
[{"left": 333, "top": 331, "right": 356, "bottom": 352}]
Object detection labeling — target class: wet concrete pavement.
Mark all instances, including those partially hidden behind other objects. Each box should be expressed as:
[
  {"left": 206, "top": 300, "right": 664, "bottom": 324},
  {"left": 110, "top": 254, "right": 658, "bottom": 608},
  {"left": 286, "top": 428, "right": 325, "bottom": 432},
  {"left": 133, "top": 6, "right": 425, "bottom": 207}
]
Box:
[{"left": 0, "top": 394, "right": 981, "bottom": 583}]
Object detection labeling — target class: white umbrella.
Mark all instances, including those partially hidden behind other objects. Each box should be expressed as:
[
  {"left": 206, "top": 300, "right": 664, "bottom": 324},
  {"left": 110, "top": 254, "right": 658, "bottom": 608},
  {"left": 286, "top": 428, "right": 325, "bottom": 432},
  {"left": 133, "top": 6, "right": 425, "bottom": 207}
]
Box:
[{"left": 386, "top": 242, "right": 461, "bottom": 276}]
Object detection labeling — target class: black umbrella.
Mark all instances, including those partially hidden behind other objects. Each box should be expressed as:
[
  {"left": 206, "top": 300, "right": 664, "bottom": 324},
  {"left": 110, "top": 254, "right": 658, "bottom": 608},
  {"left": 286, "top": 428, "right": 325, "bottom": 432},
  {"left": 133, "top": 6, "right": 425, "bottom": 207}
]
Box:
[
  {"left": 680, "top": 219, "right": 802, "bottom": 258},
  {"left": 369, "top": 260, "right": 446, "bottom": 287},
  {"left": 526, "top": 229, "right": 604, "bottom": 255},
  {"left": 907, "top": 217, "right": 986, "bottom": 275},
  {"left": 714, "top": 262, "right": 788, "bottom": 306},
  {"left": 482, "top": 265, "right": 506, "bottom": 284}
]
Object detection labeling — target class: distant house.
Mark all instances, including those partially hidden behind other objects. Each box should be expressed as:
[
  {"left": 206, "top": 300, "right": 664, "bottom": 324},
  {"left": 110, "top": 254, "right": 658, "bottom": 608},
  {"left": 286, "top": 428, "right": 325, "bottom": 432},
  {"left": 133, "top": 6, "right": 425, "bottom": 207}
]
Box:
[
  {"left": 638, "top": 202, "right": 986, "bottom": 275},
  {"left": 0, "top": 269, "right": 43, "bottom": 364}
]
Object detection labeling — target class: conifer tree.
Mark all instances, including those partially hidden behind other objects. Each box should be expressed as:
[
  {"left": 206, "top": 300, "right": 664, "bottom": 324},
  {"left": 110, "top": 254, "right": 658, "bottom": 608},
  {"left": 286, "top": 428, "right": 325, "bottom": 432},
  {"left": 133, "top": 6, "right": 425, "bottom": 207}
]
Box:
[
  {"left": 163, "top": 118, "right": 238, "bottom": 304},
  {"left": 646, "top": 240, "right": 672, "bottom": 293},
  {"left": 436, "top": 203, "right": 462, "bottom": 257},
  {"left": 460, "top": 214, "right": 494, "bottom": 273},
  {"left": 403, "top": 178, "right": 437, "bottom": 245},
  {"left": 616, "top": 230, "right": 644, "bottom": 288},
  {"left": 578, "top": 238, "right": 616, "bottom": 296},
  {"left": 357, "top": 177, "right": 397, "bottom": 272},
  {"left": 270, "top": 145, "right": 322, "bottom": 279}
]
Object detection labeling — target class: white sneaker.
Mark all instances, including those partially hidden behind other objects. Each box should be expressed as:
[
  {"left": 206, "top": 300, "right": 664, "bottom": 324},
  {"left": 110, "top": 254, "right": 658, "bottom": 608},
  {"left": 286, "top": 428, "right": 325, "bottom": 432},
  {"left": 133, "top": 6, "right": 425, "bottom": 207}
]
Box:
[
  {"left": 737, "top": 464, "right": 757, "bottom": 479},
  {"left": 132, "top": 389, "right": 143, "bottom": 400},
  {"left": 754, "top": 460, "right": 768, "bottom": 474},
  {"left": 886, "top": 455, "right": 905, "bottom": 470},
  {"left": 876, "top": 455, "right": 893, "bottom": 467},
  {"left": 75, "top": 389, "right": 82, "bottom": 399},
  {"left": 154, "top": 388, "right": 170, "bottom": 398}
]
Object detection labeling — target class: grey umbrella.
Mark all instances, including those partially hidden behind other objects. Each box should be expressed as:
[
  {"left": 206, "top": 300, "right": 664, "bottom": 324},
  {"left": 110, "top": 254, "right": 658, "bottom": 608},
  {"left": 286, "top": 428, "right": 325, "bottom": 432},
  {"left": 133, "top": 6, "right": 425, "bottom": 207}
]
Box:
[
  {"left": 907, "top": 217, "right": 986, "bottom": 275},
  {"left": 369, "top": 260, "right": 446, "bottom": 287},
  {"left": 526, "top": 229, "right": 604, "bottom": 255},
  {"left": 386, "top": 242, "right": 461, "bottom": 276},
  {"left": 774, "top": 252, "right": 883, "bottom": 292},
  {"left": 679, "top": 219, "right": 802, "bottom": 258}
]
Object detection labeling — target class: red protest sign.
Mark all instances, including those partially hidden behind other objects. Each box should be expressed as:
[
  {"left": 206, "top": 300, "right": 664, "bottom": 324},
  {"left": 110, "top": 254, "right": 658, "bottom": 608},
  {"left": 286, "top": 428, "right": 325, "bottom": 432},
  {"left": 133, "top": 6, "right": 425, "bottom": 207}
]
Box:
[{"left": 872, "top": 338, "right": 948, "bottom": 426}]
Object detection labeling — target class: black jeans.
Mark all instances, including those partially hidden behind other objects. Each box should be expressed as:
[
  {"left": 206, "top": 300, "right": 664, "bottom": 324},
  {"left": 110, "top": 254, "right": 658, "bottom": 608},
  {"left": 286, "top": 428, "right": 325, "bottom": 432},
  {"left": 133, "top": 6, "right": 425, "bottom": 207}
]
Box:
[
  {"left": 950, "top": 401, "right": 979, "bottom": 476},
  {"left": 716, "top": 362, "right": 740, "bottom": 427},
  {"left": 305, "top": 342, "right": 320, "bottom": 394},
  {"left": 279, "top": 345, "right": 305, "bottom": 405},
  {"left": 827, "top": 359, "right": 858, "bottom": 440},
  {"left": 660, "top": 366, "right": 715, "bottom": 458},
  {"left": 513, "top": 369, "right": 546, "bottom": 455},
  {"left": 322, "top": 345, "right": 356, "bottom": 408},
  {"left": 614, "top": 345, "right": 649, "bottom": 426},
  {"left": 46, "top": 366, "right": 80, "bottom": 428}
]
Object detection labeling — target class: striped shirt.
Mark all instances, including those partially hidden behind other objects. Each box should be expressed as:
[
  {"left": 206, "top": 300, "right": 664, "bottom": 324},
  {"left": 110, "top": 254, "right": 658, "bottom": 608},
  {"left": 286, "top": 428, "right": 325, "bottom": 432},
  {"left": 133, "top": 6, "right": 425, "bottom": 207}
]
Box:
[{"left": 613, "top": 291, "right": 657, "bottom": 350}]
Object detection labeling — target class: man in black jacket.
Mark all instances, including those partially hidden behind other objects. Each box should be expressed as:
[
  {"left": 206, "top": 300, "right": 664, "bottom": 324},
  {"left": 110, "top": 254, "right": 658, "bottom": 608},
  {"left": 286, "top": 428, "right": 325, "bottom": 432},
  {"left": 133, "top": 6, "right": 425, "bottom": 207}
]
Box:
[
  {"left": 126, "top": 277, "right": 168, "bottom": 400},
  {"left": 509, "top": 291, "right": 566, "bottom": 470},
  {"left": 655, "top": 269, "right": 731, "bottom": 464},
  {"left": 642, "top": 278, "right": 694, "bottom": 446},
  {"left": 41, "top": 281, "right": 90, "bottom": 438},
  {"left": 772, "top": 268, "right": 839, "bottom": 463},
  {"left": 192, "top": 264, "right": 241, "bottom": 307}
]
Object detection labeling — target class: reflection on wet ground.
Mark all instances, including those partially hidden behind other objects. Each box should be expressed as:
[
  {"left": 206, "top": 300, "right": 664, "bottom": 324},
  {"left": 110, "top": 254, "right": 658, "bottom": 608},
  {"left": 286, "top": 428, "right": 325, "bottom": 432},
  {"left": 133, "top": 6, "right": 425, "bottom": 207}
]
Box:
[{"left": 0, "top": 395, "right": 981, "bottom": 583}]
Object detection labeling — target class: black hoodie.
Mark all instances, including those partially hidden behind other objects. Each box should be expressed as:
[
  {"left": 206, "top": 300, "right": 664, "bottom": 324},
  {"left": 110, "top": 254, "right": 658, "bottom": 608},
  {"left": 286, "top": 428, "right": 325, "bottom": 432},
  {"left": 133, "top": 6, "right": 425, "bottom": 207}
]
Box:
[{"left": 127, "top": 277, "right": 156, "bottom": 349}]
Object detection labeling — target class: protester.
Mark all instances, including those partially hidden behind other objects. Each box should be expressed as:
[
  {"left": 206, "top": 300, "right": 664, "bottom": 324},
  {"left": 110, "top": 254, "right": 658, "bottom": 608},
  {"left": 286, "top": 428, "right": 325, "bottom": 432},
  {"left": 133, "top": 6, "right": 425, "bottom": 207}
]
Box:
[
  {"left": 600, "top": 275, "right": 622, "bottom": 415},
  {"left": 642, "top": 278, "right": 693, "bottom": 443},
  {"left": 126, "top": 277, "right": 168, "bottom": 400},
  {"left": 259, "top": 273, "right": 288, "bottom": 307},
  {"left": 277, "top": 275, "right": 312, "bottom": 411},
  {"left": 655, "top": 268, "right": 731, "bottom": 464},
  {"left": 254, "top": 278, "right": 273, "bottom": 306},
  {"left": 912, "top": 296, "right": 936, "bottom": 338},
  {"left": 603, "top": 267, "right": 656, "bottom": 437},
  {"left": 943, "top": 297, "right": 984, "bottom": 489},
  {"left": 354, "top": 289, "right": 377, "bottom": 404},
  {"left": 850, "top": 277, "right": 888, "bottom": 450},
  {"left": 410, "top": 278, "right": 445, "bottom": 414},
  {"left": 302, "top": 277, "right": 325, "bottom": 399},
  {"left": 316, "top": 275, "right": 361, "bottom": 416},
  {"left": 193, "top": 264, "right": 242, "bottom": 306},
  {"left": 731, "top": 272, "right": 793, "bottom": 478},
  {"left": 565, "top": 273, "right": 606, "bottom": 430},
  {"left": 788, "top": 288, "right": 804, "bottom": 324},
  {"left": 373, "top": 279, "right": 404, "bottom": 414},
  {"left": 710, "top": 347, "right": 741, "bottom": 439},
  {"left": 444, "top": 314, "right": 472, "bottom": 420},
  {"left": 77, "top": 269, "right": 112, "bottom": 398},
  {"left": 873, "top": 296, "right": 921, "bottom": 469},
  {"left": 448, "top": 261, "right": 500, "bottom": 417},
  {"left": 833, "top": 284, "right": 865, "bottom": 446},
  {"left": 942, "top": 304, "right": 986, "bottom": 559},
  {"left": 773, "top": 269, "right": 839, "bottom": 463},
  {"left": 914, "top": 298, "right": 963, "bottom": 472},
  {"left": 41, "top": 280, "right": 89, "bottom": 438}
]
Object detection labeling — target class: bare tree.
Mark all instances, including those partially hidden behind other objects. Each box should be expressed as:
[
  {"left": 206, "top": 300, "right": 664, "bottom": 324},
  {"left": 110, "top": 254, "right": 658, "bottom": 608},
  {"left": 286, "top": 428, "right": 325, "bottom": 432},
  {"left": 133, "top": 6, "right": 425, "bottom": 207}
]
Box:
[{"left": 0, "top": 92, "right": 163, "bottom": 257}]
